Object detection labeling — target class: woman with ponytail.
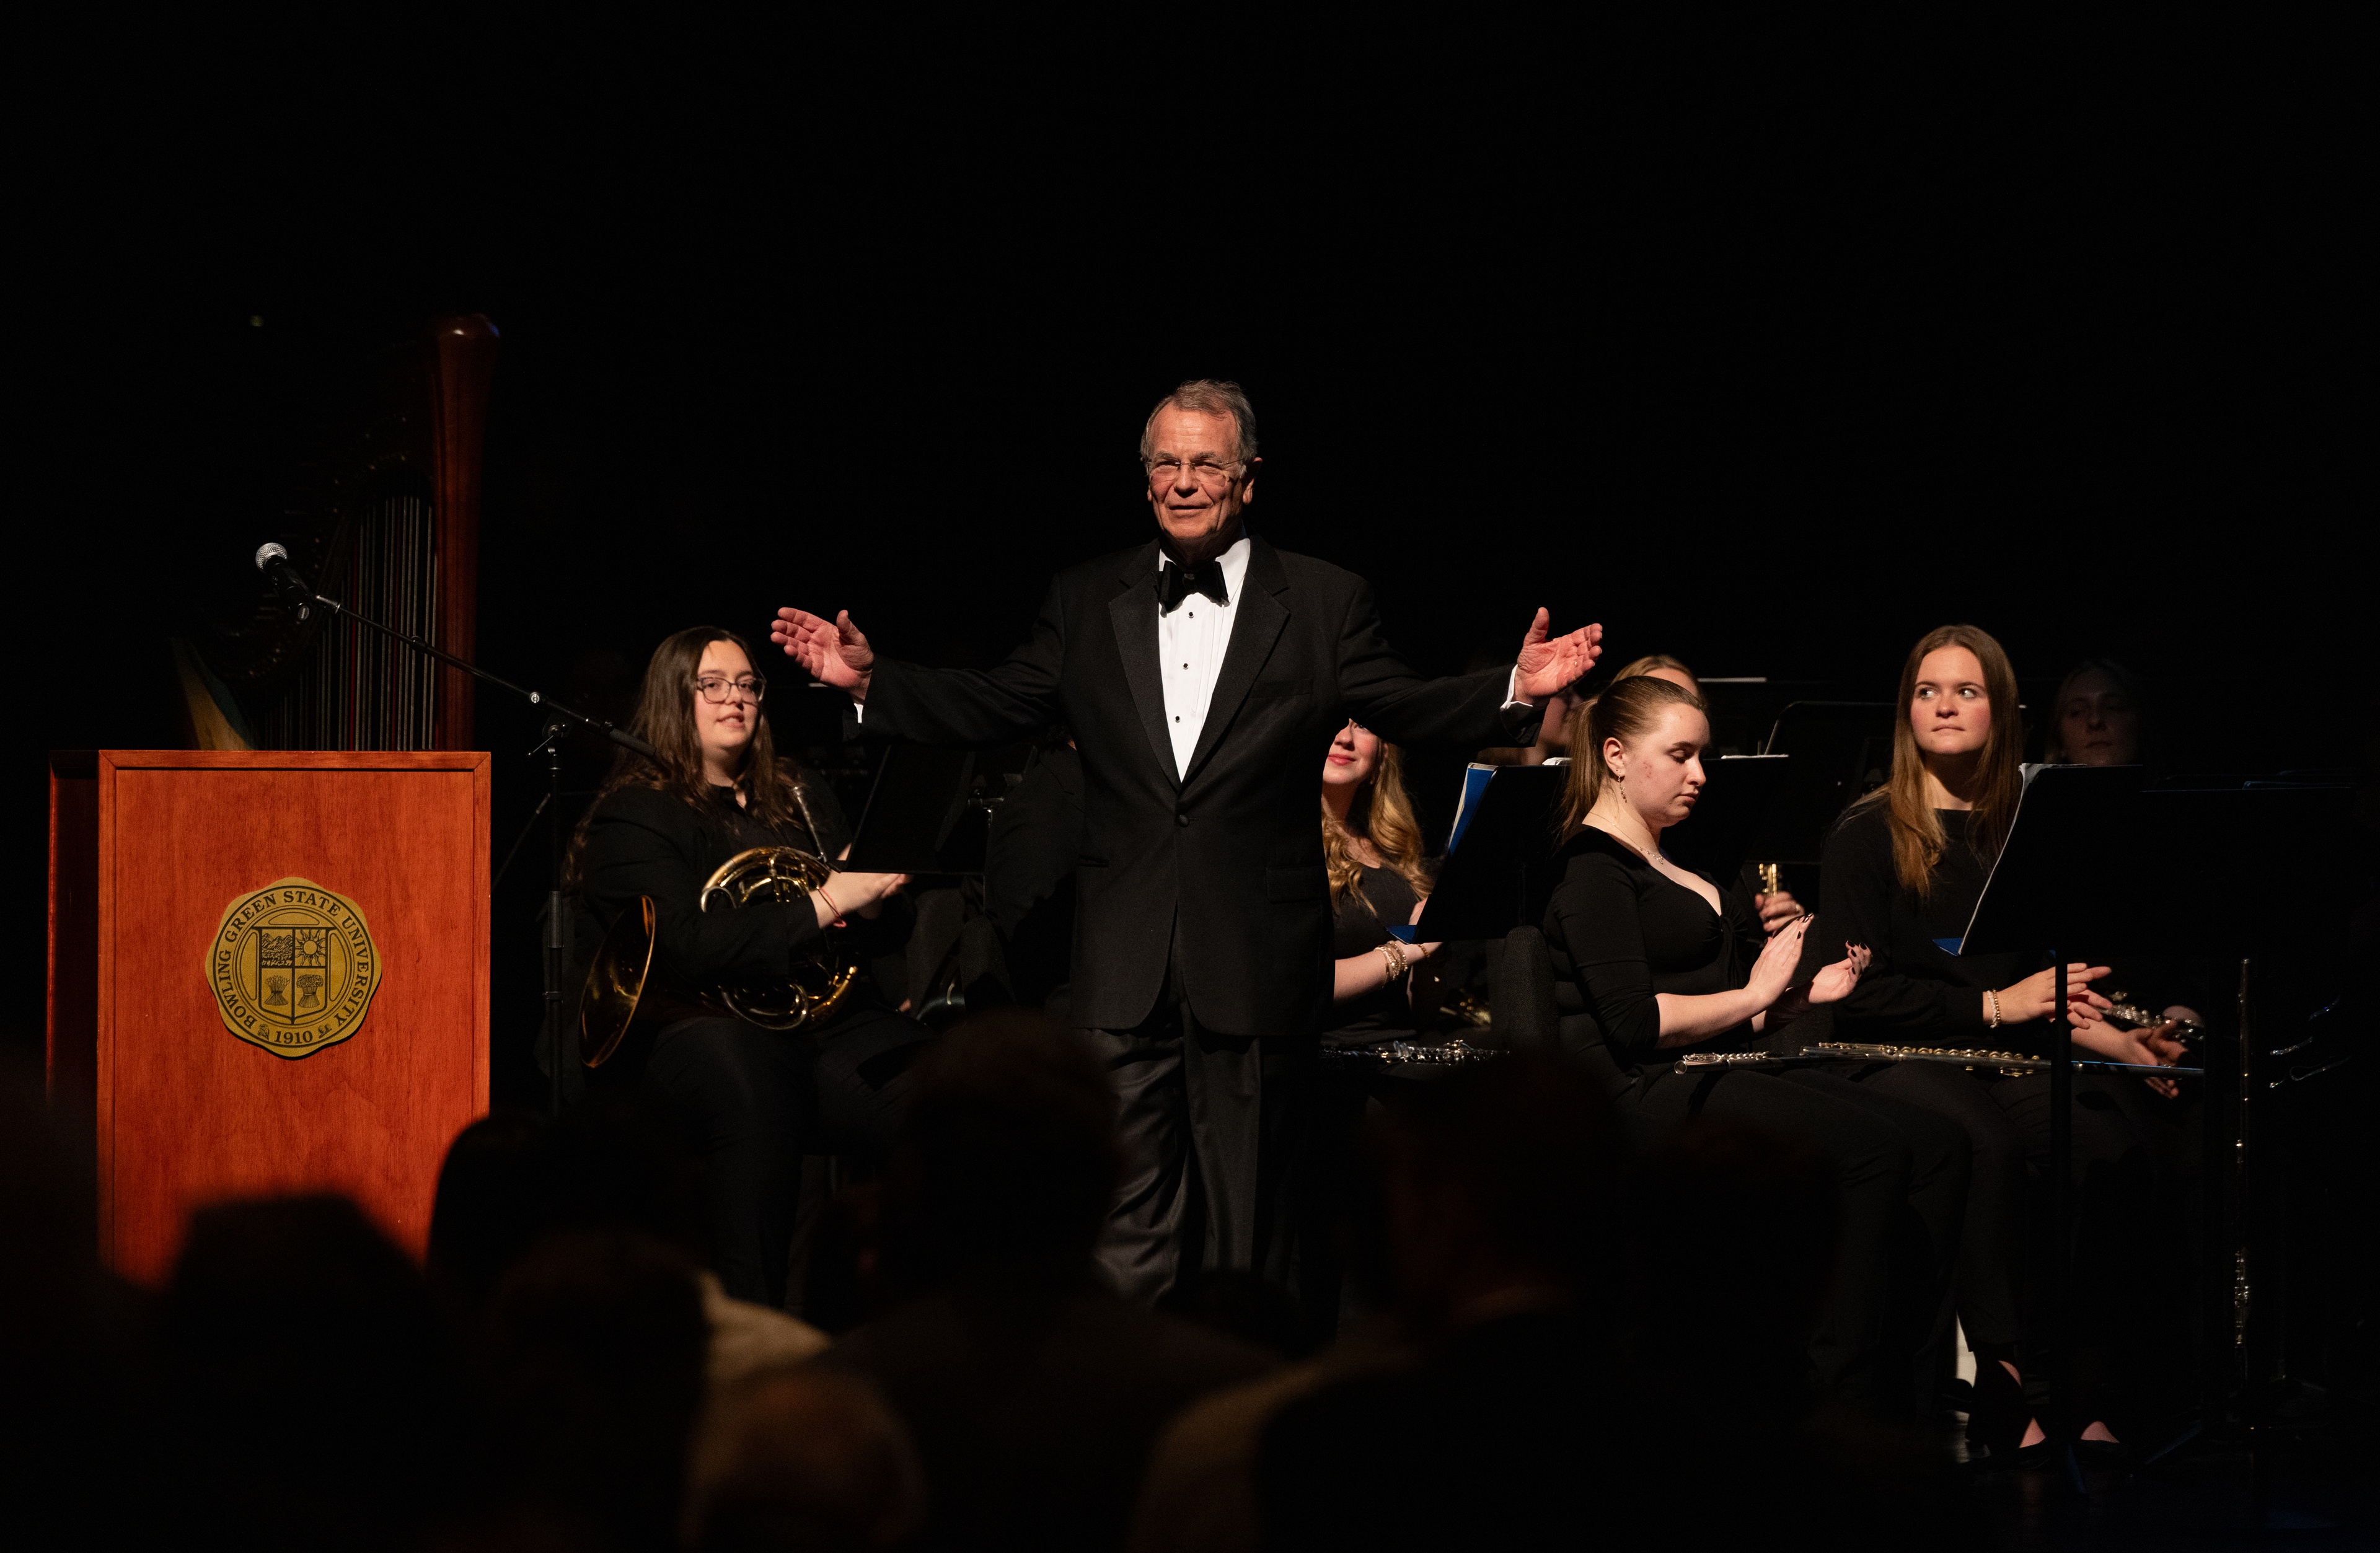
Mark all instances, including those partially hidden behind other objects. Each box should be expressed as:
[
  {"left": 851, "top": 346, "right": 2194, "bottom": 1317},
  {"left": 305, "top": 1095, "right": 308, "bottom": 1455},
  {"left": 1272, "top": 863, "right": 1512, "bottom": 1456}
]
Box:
[{"left": 1541, "top": 675, "right": 1969, "bottom": 1419}]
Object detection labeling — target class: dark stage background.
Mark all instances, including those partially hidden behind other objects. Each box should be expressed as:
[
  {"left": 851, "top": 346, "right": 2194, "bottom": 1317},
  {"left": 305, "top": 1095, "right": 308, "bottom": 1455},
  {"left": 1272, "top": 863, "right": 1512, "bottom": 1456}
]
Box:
[{"left": 14, "top": 27, "right": 2368, "bottom": 1107}]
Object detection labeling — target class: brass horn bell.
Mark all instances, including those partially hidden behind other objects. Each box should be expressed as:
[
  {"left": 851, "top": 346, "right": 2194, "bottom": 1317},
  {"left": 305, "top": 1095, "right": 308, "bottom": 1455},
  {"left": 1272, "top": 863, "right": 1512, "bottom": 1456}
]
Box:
[{"left": 578, "top": 845, "right": 860, "bottom": 1067}]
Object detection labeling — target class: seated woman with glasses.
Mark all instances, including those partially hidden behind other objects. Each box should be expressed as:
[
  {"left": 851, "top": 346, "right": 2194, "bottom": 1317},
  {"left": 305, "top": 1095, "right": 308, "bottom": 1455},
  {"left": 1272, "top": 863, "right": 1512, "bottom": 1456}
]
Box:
[
  {"left": 568, "top": 627, "right": 927, "bottom": 1309},
  {"left": 1543, "top": 674, "right": 1970, "bottom": 1420}
]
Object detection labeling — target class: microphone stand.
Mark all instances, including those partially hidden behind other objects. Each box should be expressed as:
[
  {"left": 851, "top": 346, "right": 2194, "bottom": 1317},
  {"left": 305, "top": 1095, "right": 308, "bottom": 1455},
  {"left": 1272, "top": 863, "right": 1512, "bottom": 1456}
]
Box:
[{"left": 304, "top": 588, "right": 656, "bottom": 1117}]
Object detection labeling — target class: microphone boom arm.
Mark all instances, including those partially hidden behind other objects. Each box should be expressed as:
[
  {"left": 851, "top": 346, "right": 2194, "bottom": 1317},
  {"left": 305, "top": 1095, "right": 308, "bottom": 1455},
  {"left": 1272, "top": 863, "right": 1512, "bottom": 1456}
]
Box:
[{"left": 309, "top": 591, "right": 657, "bottom": 759}]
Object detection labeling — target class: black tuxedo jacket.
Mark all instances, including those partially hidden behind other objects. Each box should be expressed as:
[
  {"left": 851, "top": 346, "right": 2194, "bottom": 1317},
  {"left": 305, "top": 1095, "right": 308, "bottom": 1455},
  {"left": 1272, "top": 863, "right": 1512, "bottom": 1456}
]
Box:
[{"left": 865, "top": 535, "right": 1533, "bottom": 1037}]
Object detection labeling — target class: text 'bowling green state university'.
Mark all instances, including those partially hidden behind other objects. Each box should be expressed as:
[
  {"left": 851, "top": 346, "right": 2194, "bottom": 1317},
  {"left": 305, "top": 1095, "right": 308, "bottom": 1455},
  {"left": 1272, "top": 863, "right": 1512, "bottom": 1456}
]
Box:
[{"left": 208, "top": 878, "right": 384, "bottom": 1059}]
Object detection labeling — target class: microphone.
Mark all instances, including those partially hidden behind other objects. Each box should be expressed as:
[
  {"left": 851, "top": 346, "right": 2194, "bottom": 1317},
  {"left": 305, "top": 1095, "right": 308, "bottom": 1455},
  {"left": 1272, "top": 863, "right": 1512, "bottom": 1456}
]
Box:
[{"left": 254, "top": 542, "right": 317, "bottom": 622}]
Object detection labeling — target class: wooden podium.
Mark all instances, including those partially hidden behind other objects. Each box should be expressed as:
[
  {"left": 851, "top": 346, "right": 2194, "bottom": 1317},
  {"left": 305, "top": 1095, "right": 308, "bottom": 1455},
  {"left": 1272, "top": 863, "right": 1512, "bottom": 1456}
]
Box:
[{"left": 48, "top": 750, "right": 490, "bottom": 1282}]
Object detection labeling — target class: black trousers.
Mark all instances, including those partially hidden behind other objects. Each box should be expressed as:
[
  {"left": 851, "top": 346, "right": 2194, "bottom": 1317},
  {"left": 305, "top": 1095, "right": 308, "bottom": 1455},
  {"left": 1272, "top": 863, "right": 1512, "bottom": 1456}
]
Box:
[
  {"left": 1622, "top": 1063, "right": 1968, "bottom": 1417},
  {"left": 1835, "top": 1062, "right": 2164, "bottom": 1356},
  {"left": 1083, "top": 994, "right": 1308, "bottom": 1303},
  {"left": 1991, "top": 1070, "right": 2168, "bottom": 1350},
  {"left": 635, "top": 1003, "right": 933, "bottom": 1307}
]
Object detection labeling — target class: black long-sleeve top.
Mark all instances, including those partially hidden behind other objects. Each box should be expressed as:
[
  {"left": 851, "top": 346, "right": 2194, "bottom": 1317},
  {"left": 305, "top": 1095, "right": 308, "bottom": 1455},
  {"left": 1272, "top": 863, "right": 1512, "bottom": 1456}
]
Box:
[
  {"left": 570, "top": 776, "right": 912, "bottom": 1003},
  {"left": 1543, "top": 827, "right": 1764, "bottom": 1081},
  {"left": 1814, "top": 800, "right": 2027, "bottom": 1049}
]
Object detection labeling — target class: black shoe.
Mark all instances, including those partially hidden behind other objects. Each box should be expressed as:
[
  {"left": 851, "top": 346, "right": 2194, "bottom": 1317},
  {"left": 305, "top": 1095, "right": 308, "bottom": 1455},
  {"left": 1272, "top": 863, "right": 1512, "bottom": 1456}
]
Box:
[
  {"left": 2074, "top": 1435, "right": 2130, "bottom": 1469},
  {"left": 1966, "top": 1438, "right": 2053, "bottom": 1474},
  {"left": 1965, "top": 1360, "right": 2030, "bottom": 1458}
]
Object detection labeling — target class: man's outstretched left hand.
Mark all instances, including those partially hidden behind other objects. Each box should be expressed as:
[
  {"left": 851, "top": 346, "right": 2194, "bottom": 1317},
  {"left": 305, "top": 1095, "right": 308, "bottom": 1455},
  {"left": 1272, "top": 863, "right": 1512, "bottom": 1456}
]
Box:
[{"left": 1514, "top": 609, "right": 1604, "bottom": 702}]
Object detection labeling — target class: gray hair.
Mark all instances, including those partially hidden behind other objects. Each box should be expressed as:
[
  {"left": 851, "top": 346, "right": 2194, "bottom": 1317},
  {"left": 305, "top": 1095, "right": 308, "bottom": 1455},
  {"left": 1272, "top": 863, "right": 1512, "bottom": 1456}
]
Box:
[{"left": 1139, "top": 379, "right": 1259, "bottom": 466}]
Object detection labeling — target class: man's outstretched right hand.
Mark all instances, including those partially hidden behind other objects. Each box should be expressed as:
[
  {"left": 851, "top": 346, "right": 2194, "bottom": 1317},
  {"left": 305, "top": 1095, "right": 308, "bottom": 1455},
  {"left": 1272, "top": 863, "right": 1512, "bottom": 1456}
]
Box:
[{"left": 772, "top": 607, "right": 876, "bottom": 700}]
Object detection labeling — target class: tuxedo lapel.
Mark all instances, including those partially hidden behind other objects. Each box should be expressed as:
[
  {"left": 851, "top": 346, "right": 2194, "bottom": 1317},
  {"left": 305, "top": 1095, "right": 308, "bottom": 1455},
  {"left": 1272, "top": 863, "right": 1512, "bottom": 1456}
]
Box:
[
  {"left": 1107, "top": 543, "right": 1179, "bottom": 785},
  {"left": 1183, "top": 537, "right": 1290, "bottom": 786}
]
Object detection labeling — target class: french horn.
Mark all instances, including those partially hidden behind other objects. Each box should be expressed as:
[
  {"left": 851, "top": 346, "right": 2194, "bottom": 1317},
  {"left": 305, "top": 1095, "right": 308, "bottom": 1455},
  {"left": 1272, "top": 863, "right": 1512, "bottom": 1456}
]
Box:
[{"left": 579, "top": 844, "right": 860, "bottom": 1067}]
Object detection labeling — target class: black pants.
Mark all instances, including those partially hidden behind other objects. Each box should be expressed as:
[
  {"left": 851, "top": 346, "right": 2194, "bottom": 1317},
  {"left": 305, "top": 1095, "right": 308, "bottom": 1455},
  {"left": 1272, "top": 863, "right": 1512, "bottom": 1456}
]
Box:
[
  {"left": 1990, "top": 1070, "right": 2168, "bottom": 1352},
  {"left": 637, "top": 1003, "right": 933, "bottom": 1307},
  {"left": 1623, "top": 1063, "right": 1968, "bottom": 1416},
  {"left": 1083, "top": 995, "right": 1308, "bottom": 1303},
  {"left": 1834, "top": 1062, "right": 2166, "bottom": 1350}
]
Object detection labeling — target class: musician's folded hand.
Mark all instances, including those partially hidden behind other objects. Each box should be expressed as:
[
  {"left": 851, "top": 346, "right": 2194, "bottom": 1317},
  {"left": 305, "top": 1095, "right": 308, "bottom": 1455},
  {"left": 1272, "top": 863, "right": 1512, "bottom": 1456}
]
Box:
[
  {"left": 2074, "top": 1018, "right": 2180, "bottom": 1098},
  {"left": 2140, "top": 1019, "right": 2188, "bottom": 1099},
  {"left": 1994, "top": 962, "right": 2112, "bottom": 1026},
  {"left": 1754, "top": 889, "right": 1802, "bottom": 933}
]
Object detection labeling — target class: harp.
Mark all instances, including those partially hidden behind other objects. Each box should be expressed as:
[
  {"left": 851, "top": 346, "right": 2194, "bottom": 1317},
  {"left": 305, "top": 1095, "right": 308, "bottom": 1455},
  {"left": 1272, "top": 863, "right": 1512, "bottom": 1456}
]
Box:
[{"left": 175, "top": 315, "right": 498, "bottom": 751}]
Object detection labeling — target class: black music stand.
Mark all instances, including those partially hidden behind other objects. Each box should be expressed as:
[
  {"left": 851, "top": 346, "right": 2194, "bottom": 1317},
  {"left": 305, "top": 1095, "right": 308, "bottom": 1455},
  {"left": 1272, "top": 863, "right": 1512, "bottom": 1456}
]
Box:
[
  {"left": 2124, "top": 783, "right": 2354, "bottom": 1511},
  {"left": 844, "top": 741, "right": 990, "bottom": 876},
  {"left": 1409, "top": 764, "right": 1567, "bottom": 943},
  {"left": 1750, "top": 701, "right": 1895, "bottom": 866},
  {"left": 1964, "top": 769, "right": 2353, "bottom": 1508},
  {"left": 1662, "top": 754, "right": 1793, "bottom": 886},
  {"left": 1961, "top": 765, "right": 2153, "bottom": 1477}
]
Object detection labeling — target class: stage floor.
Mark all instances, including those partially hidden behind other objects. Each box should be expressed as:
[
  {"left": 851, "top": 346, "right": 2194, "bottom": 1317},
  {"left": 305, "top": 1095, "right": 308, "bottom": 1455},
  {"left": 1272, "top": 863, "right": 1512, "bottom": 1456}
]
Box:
[{"left": 1957, "top": 1391, "right": 2379, "bottom": 1551}]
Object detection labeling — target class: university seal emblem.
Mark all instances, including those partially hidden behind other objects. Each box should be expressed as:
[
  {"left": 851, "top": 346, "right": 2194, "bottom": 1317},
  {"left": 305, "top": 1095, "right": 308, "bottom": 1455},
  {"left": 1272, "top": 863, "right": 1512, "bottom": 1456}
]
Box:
[{"left": 208, "top": 878, "right": 384, "bottom": 1059}]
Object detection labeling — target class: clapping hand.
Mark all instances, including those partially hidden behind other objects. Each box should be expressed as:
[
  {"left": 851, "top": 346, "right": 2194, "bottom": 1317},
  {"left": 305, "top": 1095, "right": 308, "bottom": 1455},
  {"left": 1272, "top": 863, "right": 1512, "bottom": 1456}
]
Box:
[
  {"left": 1747, "top": 916, "right": 1814, "bottom": 1004},
  {"left": 1806, "top": 941, "right": 1872, "bottom": 1005},
  {"left": 771, "top": 607, "right": 876, "bottom": 697},
  {"left": 1514, "top": 609, "right": 1605, "bottom": 702}
]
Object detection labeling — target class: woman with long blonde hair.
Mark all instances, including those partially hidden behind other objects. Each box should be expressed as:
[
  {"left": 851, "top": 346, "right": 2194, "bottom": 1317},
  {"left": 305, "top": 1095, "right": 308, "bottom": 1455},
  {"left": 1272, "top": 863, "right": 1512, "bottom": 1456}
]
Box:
[{"left": 1318, "top": 720, "right": 1441, "bottom": 1040}]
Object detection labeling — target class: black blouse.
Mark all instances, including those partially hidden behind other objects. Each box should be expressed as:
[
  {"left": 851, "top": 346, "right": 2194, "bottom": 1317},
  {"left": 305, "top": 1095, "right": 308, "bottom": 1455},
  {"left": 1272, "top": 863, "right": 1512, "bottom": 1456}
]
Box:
[
  {"left": 1324, "top": 862, "right": 1421, "bottom": 1047},
  {"left": 1543, "top": 827, "right": 1764, "bottom": 1077},
  {"left": 571, "top": 776, "right": 909, "bottom": 999},
  {"left": 1814, "top": 801, "right": 2027, "bottom": 1049}
]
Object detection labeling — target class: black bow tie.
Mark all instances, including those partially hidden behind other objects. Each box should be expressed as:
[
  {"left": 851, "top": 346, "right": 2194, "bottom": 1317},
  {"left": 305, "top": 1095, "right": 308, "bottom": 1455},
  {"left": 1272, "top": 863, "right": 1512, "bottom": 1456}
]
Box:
[{"left": 1158, "top": 558, "right": 1229, "bottom": 614}]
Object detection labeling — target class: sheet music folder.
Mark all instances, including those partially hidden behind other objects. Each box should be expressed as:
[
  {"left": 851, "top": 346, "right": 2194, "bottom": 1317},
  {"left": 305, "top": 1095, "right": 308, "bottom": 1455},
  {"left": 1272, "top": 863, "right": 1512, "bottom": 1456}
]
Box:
[
  {"left": 843, "top": 741, "right": 986, "bottom": 875},
  {"left": 1409, "top": 764, "right": 1567, "bottom": 943}
]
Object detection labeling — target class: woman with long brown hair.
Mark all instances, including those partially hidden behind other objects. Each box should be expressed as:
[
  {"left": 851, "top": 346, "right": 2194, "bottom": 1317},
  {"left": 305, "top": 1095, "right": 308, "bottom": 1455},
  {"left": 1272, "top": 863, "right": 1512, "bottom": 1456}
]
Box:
[
  {"left": 1814, "top": 623, "right": 2175, "bottom": 1454},
  {"left": 569, "top": 627, "right": 925, "bottom": 1308},
  {"left": 1540, "top": 675, "right": 1970, "bottom": 1420}
]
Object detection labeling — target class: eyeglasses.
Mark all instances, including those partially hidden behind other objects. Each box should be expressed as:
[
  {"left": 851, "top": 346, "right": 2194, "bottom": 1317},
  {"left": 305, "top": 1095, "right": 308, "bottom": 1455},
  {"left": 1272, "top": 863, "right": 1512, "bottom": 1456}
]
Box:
[
  {"left": 1143, "top": 457, "right": 1243, "bottom": 487},
  {"left": 693, "top": 674, "right": 767, "bottom": 704}
]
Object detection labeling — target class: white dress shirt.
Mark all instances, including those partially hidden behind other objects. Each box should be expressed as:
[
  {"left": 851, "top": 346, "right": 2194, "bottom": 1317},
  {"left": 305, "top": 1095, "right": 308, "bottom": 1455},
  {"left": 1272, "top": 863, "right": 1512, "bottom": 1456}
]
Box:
[
  {"left": 857, "top": 536, "right": 1534, "bottom": 759},
  {"left": 1157, "top": 537, "right": 1251, "bottom": 776},
  {"left": 1156, "top": 538, "right": 1532, "bottom": 777}
]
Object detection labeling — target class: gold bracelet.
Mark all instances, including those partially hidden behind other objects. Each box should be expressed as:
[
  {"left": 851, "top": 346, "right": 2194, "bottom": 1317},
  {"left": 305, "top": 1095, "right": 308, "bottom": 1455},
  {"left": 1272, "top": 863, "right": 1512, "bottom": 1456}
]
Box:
[
  {"left": 1986, "top": 989, "right": 2002, "bottom": 1029},
  {"left": 1378, "top": 941, "right": 1408, "bottom": 981}
]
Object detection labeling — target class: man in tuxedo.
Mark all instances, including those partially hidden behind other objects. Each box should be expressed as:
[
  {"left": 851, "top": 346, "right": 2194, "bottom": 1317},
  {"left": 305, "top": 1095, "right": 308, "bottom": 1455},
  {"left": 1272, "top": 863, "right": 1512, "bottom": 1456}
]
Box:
[{"left": 774, "top": 380, "right": 1600, "bottom": 1300}]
